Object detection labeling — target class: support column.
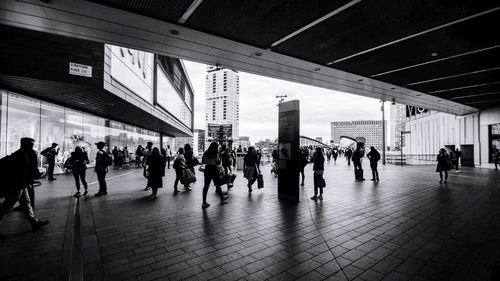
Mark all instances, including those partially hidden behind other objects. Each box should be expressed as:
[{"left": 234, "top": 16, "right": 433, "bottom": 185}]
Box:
[{"left": 278, "top": 100, "right": 300, "bottom": 202}]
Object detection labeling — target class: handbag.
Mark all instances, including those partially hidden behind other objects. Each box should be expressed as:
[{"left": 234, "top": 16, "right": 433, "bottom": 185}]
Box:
[
  {"left": 318, "top": 177, "right": 326, "bottom": 188},
  {"left": 257, "top": 174, "right": 264, "bottom": 189},
  {"left": 183, "top": 169, "right": 196, "bottom": 185},
  {"left": 198, "top": 164, "right": 205, "bottom": 172}
]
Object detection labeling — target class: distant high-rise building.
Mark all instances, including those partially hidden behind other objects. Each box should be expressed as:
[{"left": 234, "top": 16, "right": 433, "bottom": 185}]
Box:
[
  {"left": 390, "top": 104, "right": 407, "bottom": 150},
  {"left": 315, "top": 137, "right": 323, "bottom": 143},
  {"left": 331, "top": 120, "right": 387, "bottom": 150},
  {"left": 205, "top": 66, "right": 239, "bottom": 142},
  {"left": 193, "top": 129, "right": 205, "bottom": 155}
]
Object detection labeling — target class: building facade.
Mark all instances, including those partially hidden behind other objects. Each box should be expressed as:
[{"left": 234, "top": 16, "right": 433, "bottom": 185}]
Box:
[
  {"left": 194, "top": 129, "right": 205, "bottom": 156},
  {"left": 205, "top": 66, "right": 239, "bottom": 142},
  {"left": 331, "top": 120, "right": 386, "bottom": 150},
  {"left": 404, "top": 105, "right": 500, "bottom": 166},
  {"left": 0, "top": 26, "right": 193, "bottom": 173},
  {"left": 390, "top": 103, "right": 407, "bottom": 151}
]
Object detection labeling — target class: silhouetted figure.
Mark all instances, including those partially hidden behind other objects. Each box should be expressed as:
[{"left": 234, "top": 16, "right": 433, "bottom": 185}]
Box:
[
  {"left": 173, "top": 148, "right": 185, "bottom": 193},
  {"left": 160, "top": 148, "right": 167, "bottom": 176},
  {"left": 345, "top": 149, "right": 352, "bottom": 165},
  {"left": 332, "top": 148, "right": 338, "bottom": 162},
  {"left": 112, "top": 146, "right": 118, "bottom": 168},
  {"left": 146, "top": 148, "right": 165, "bottom": 197},
  {"left": 123, "top": 147, "right": 129, "bottom": 166},
  {"left": 237, "top": 145, "right": 242, "bottom": 153},
  {"left": 231, "top": 147, "right": 237, "bottom": 168},
  {"left": 42, "top": 142, "right": 59, "bottom": 181},
  {"left": 69, "top": 146, "right": 90, "bottom": 197},
  {"left": 243, "top": 146, "right": 261, "bottom": 192},
  {"left": 436, "top": 148, "right": 451, "bottom": 183},
  {"left": 201, "top": 142, "right": 228, "bottom": 208},
  {"left": 453, "top": 148, "right": 462, "bottom": 172},
  {"left": 366, "top": 146, "right": 381, "bottom": 181},
  {"left": 352, "top": 147, "right": 364, "bottom": 181},
  {"left": 0, "top": 137, "right": 49, "bottom": 231},
  {"left": 311, "top": 147, "right": 325, "bottom": 201},
  {"left": 165, "top": 145, "right": 172, "bottom": 169},
  {"left": 299, "top": 147, "right": 308, "bottom": 187},
  {"left": 94, "top": 141, "right": 110, "bottom": 196},
  {"left": 143, "top": 142, "right": 153, "bottom": 191},
  {"left": 220, "top": 144, "right": 233, "bottom": 188},
  {"left": 494, "top": 148, "right": 500, "bottom": 170},
  {"left": 184, "top": 144, "right": 198, "bottom": 191},
  {"left": 326, "top": 149, "right": 331, "bottom": 161},
  {"left": 135, "top": 145, "right": 144, "bottom": 167}
]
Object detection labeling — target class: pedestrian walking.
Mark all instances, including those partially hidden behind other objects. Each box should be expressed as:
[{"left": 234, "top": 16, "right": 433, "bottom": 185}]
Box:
[
  {"left": 220, "top": 144, "right": 233, "bottom": 188},
  {"left": 332, "top": 148, "right": 338, "bottom": 162},
  {"left": 453, "top": 148, "right": 462, "bottom": 172},
  {"left": 366, "top": 146, "right": 381, "bottom": 181},
  {"left": 145, "top": 147, "right": 165, "bottom": 197},
  {"left": 243, "top": 146, "right": 261, "bottom": 192},
  {"left": 494, "top": 148, "right": 500, "bottom": 170},
  {"left": 436, "top": 148, "right": 451, "bottom": 183},
  {"left": 123, "top": 146, "right": 129, "bottom": 167},
  {"left": 183, "top": 144, "right": 199, "bottom": 191},
  {"left": 135, "top": 145, "right": 144, "bottom": 167},
  {"left": 173, "top": 147, "right": 185, "bottom": 193},
  {"left": 311, "top": 147, "right": 325, "bottom": 201},
  {"left": 94, "top": 141, "right": 111, "bottom": 196},
  {"left": 165, "top": 145, "right": 172, "bottom": 169},
  {"left": 0, "top": 137, "right": 49, "bottom": 231},
  {"left": 201, "top": 142, "right": 228, "bottom": 208},
  {"left": 345, "top": 148, "right": 352, "bottom": 166},
  {"left": 41, "top": 142, "right": 59, "bottom": 181},
  {"left": 69, "top": 146, "right": 90, "bottom": 197},
  {"left": 352, "top": 147, "right": 364, "bottom": 181},
  {"left": 143, "top": 142, "right": 153, "bottom": 191},
  {"left": 299, "top": 147, "right": 308, "bottom": 186}
]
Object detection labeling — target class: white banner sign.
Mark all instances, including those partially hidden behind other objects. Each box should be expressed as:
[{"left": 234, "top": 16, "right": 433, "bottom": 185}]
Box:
[{"left": 69, "top": 62, "right": 92, "bottom": 77}]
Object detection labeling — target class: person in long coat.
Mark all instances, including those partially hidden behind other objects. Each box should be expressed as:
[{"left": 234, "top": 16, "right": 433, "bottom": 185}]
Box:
[
  {"left": 146, "top": 147, "right": 165, "bottom": 197},
  {"left": 436, "top": 148, "right": 451, "bottom": 183}
]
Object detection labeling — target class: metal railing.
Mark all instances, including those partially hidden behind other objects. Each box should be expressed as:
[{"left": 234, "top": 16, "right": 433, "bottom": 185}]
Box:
[{"left": 386, "top": 153, "right": 436, "bottom": 165}]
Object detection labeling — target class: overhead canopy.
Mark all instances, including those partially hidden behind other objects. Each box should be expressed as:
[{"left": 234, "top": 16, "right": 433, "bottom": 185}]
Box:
[{"left": 1, "top": 0, "right": 499, "bottom": 114}]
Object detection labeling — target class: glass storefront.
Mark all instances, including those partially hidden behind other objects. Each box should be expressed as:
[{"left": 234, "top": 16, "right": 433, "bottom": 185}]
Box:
[
  {"left": 491, "top": 123, "right": 500, "bottom": 162},
  {"left": 0, "top": 90, "right": 160, "bottom": 174}
]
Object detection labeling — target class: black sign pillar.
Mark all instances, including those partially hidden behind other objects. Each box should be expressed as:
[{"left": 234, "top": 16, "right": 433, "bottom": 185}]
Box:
[{"left": 278, "top": 100, "right": 300, "bottom": 202}]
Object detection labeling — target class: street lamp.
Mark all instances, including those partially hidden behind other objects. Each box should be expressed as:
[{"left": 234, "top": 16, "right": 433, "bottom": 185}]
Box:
[{"left": 276, "top": 95, "right": 287, "bottom": 105}]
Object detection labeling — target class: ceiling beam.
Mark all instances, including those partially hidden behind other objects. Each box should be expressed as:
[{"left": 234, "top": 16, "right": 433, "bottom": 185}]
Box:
[
  {"left": 332, "top": 7, "right": 500, "bottom": 64},
  {"left": 177, "top": 0, "right": 204, "bottom": 24},
  {"left": 370, "top": 45, "right": 500, "bottom": 78},
  {"left": 269, "top": 0, "right": 362, "bottom": 48},
  {"left": 428, "top": 81, "right": 500, "bottom": 94},
  {"left": 406, "top": 67, "right": 500, "bottom": 86}
]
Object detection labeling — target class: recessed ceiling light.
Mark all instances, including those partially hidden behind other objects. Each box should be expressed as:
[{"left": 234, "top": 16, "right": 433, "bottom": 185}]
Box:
[
  {"left": 431, "top": 52, "right": 439, "bottom": 57},
  {"left": 390, "top": 87, "right": 396, "bottom": 90},
  {"left": 437, "top": 99, "right": 442, "bottom": 102},
  {"left": 416, "top": 93, "right": 422, "bottom": 96},
  {"left": 255, "top": 52, "right": 263, "bottom": 57},
  {"left": 170, "top": 29, "right": 179, "bottom": 35},
  {"left": 326, "top": 62, "right": 334, "bottom": 66},
  {"left": 357, "top": 79, "right": 363, "bottom": 82},
  {"left": 314, "top": 68, "right": 321, "bottom": 71}
]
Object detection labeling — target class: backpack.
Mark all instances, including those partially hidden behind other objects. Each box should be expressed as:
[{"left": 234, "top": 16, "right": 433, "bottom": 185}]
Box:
[
  {"left": 173, "top": 156, "right": 183, "bottom": 169},
  {"left": 41, "top": 147, "right": 50, "bottom": 157},
  {"left": 102, "top": 151, "right": 113, "bottom": 166}
]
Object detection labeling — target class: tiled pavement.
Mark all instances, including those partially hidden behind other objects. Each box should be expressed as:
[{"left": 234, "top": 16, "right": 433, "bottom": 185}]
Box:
[{"left": 1, "top": 160, "right": 500, "bottom": 281}]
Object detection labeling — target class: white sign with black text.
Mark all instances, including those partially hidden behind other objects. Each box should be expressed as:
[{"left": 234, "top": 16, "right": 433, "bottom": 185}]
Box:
[{"left": 69, "top": 62, "right": 92, "bottom": 78}]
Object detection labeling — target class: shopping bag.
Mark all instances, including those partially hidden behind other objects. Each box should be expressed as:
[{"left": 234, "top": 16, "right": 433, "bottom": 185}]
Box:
[
  {"left": 183, "top": 169, "right": 196, "bottom": 185},
  {"left": 228, "top": 174, "right": 237, "bottom": 184},
  {"left": 355, "top": 169, "right": 364, "bottom": 180},
  {"left": 319, "top": 177, "right": 326, "bottom": 188},
  {"left": 198, "top": 164, "right": 205, "bottom": 172},
  {"left": 257, "top": 173, "right": 264, "bottom": 189},
  {"left": 244, "top": 166, "right": 256, "bottom": 180}
]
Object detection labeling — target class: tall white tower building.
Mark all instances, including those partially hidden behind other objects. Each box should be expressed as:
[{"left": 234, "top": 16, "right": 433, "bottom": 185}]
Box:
[
  {"left": 390, "top": 104, "right": 407, "bottom": 150},
  {"left": 205, "top": 66, "right": 240, "bottom": 141}
]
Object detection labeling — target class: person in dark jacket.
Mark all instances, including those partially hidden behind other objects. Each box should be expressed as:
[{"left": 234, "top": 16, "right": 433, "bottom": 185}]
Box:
[
  {"left": 352, "top": 147, "right": 365, "bottom": 181},
  {"left": 436, "top": 148, "right": 450, "bottom": 183},
  {"left": 220, "top": 144, "right": 233, "bottom": 189},
  {"left": 146, "top": 147, "right": 165, "bottom": 197},
  {"left": 70, "top": 146, "right": 90, "bottom": 197},
  {"left": 494, "top": 148, "right": 500, "bottom": 171},
  {"left": 42, "top": 142, "right": 59, "bottom": 181},
  {"left": 299, "top": 147, "right": 309, "bottom": 186},
  {"left": 183, "top": 143, "right": 198, "bottom": 191},
  {"left": 311, "top": 147, "right": 325, "bottom": 200},
  {"left": 143, "top": 142, "right": 153, "bottom": 191},
  {"left": 345, "top": 149, "right": 353, "bottom": 165},
  {"left": 366, "top": 146, "right": 381, "bottom": 181},
  {"left": 94, "top": 141, "right": 109, "bottom": 196},
  {"left": 201, "top": 142, "right": 228, "bottom": 208},
  {"left": 243, "top": 146, "right": 261, "bottom": 192},
  {"left": 0, "top": 137, "right": 49, "bottom": 231},
  {"left": 173, "top": 147, "right": 186, "bottom": 193}
]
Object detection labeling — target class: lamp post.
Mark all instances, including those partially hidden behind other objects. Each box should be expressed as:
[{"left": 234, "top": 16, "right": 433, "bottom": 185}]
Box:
[{"left": 381, "top": 101, "right": 386, "bottom": 165}]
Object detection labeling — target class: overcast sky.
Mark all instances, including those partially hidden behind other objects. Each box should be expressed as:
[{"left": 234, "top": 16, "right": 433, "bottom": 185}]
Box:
[{"left": 184, "top": 60, "right": 389, "bottom": 144}]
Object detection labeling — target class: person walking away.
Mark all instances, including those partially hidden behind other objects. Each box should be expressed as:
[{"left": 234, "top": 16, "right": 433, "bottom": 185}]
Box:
[
  {"left": 94, "top": 141, "right": 110, "bottom": 196},
  {"left": 299, "top": 147, "right": 308, "bottom": 186},
  {"left": 326, "top": 148, "right": 331, "bottom": 161},
  {"left": 494, "top": 148, "right": 500, "bottom": 171},
  {"left": 173, "top": 148, "right": 186, "bottom": 193},
  {"left": 220, "top": 144, "right": 233, "bottom": 188},
  {"left": 244, "top": 146, "right": 261, "bottom": 192},
  {"left": 311, "top": 147, "right": 325, "bottom": 201},
  {"left": 332, "top": 148, "right": 338, "bottom": 162},
  {"left": 123, "top": 147, "right": 129, "bottom": 167},
  {"left": 352, "top": 147, "right": 364, "bottom": 181},
  {"left": 42, "top": 142, "right": 59, "bottom": 181},
  {"left": 183, "top": 144, "right": 198, "bottom": 191},
  {"left": 0, "top": 137, "right": 49, "bottom": 231},
  {"left": 345, "top": 149, "right": 352, "bottom": 165},
  {"left": 165, "top": 145, "right": 173, "bottom": 169},
  {"left": 145, "top": 148, "right": 165, "bottom": 197},
  {"left": 366, "top": 146, "right": 381, "bottom": 181},
  {"left": 436, "top": 148, "right": 451, "bottom": 183},
  {"left": 160, "top": 148, "right": 167, "bottom": 176},
  {"left": 201, "top": 142, "right": 228, "bottom": 208},
  {"left": 135, "top": 145, "right": 144, "bottom": 167},
  {"left": 230, "top": 147, "right": 237, "bottom": 168},
  {"left": 143, "top": 142, "right": 153, "bottom": 190},
  {"left": 112, "top": 146, "right": 118, "bottom": 168},
  {"left": 70, "top": 146, "right": 90, "bottom": 197},
  {"left": 116, "top": 148, "right": 124, "bottom": 169},
  {"left": 454, "top": 148, "right": 462, "bottom": 172}
]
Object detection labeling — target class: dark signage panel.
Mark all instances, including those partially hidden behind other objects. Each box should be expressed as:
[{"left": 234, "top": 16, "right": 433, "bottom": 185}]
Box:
[
  {"left": 278, "top": 100, "right": 300, "bottom": 202},
  {"left": 406, "top": 105, "right": 428, "bottom": 117},
  {"left": 207, "top": 124, "right": 233, "bottom": 142}
]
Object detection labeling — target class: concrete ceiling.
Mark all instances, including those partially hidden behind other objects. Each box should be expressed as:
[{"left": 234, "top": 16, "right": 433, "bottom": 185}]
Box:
[{"left": 1, "top": 0, "right": 498, "bottom": 115}]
